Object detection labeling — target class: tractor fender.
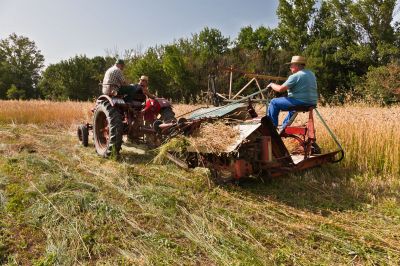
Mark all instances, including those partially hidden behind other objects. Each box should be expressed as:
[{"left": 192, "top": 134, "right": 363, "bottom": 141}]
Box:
[
  {"left": 96, "top": 95, "right": 125, "bottom": 107},
  {"left": 96, "top": 95, "right": 114, "bottom": 106},
  {"left": 155, "top": 98, "right": 172, "bottom": 108}
]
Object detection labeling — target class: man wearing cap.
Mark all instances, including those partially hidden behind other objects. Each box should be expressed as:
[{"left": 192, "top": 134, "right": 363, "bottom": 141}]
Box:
[
  {"left": 267, "top": 55, "right": 318, "bottom": 129},
  {"left": 102, "top": 59, "right": 128, "bottom": 96}
]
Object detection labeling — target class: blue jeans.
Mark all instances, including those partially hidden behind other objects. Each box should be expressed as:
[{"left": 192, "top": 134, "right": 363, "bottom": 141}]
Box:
[{"left": 267, "top": 97, "right": 308, "bottom": 128}]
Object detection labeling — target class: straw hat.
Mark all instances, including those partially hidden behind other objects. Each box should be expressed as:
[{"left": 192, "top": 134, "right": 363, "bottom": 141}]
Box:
[
  {"left": 140, "top": 75, "right": 149, "bottom": 81},
  {"left": 286, "top": 56, "right": 306, "bottom": 65}
]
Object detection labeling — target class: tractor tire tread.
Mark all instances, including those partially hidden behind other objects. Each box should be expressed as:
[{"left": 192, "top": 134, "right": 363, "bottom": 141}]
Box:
[
  {"left": 93, "top": 101, "right": 123, "bottom": 157},
  {"left": 78, "top": 124, "right": 89, "bottom": 147}
]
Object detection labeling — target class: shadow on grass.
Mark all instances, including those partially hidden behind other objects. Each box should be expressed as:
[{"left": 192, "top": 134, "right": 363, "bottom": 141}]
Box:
[
  {"left": 236, "top": 164, "right": 374, "bottom": 213},
  {"left": 118, "top": 143, "right": 157, "bottom": 165},
  {"left": 116, "top": 143, "right": 393, "bottom": 215}
]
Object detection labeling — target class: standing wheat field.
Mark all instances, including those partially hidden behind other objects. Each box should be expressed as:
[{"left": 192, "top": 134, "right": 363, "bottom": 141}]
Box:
[{"left": 0, "top": 100, "right": 399, "bottom": 265}]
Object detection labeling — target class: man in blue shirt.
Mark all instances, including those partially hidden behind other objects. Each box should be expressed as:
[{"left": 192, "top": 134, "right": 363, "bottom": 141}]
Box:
[{"left": 267, "top": 55, "right": 318, "bottom": 128}]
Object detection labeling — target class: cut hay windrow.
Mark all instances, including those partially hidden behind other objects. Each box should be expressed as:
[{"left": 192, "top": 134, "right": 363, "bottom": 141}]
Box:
[
  {"left": 187, "top": 121, "right": 239, "bottom": 153},
  {"left": 153, "top": 136, "right": 190, "bottom": 164},
  {"left": 154, "top": 121, "right": 240, "bottom": 163}
]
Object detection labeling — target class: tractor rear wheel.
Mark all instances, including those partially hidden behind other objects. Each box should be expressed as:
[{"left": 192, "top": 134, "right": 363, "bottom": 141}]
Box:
[
  {"left": 77, "top": 124, "right": 89, "bottom": 147},
  {"left": 93, "top": 101, "right": 123, "bottom": 157}
]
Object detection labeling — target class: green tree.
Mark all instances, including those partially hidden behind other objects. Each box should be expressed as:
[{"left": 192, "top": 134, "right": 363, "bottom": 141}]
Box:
[
  {"left": 162, "top": 44, "right": 196, "bottom": 102},
  {"left": 6, "top": 84, "right": 26, "bottom": 100},
  {"left": 38, "top": 63, "right": 68, "bottom": 100},
  {"left": 349, "top": 0, "right": 399, "bottom": 65},
  {"left": 395, "top": 20, "right": 400, "bottom": 48},
  {"left": 0, "top": 33, "right": 44, "bottom": 99},
  {"left": 194, "top": 27, "right": 230, "bottom": 73},
  {"left": 39, "top": 55, "right": 109, "bottom": 100},
  {"left": 254, "top": 26, "right": 279, "bottom": 67},
  {"left": 236, "top": 26, "right": 258, "bottom": 50},
  {"left": 197, "top": 27, "right": 229, "bottom": 60},
  {"left": 233, "top": 26, "right": 261, "bottom": 75},
  {"left": 305, "top": 0, "right": 360, "bottom": 99},
  {"left": 232, "top": 25, "right": 284, "bottom": 97},
  {"left": 276, "top": 0, "right": 317, "bottom": 53},
  {"left": 91, "top": 56, "right": 115, "bottom": 84},
  {"left": 355, "top": 62, "right": 400, "bottom": 105},
  {"left": 125, "top": 47, "right": 170, "bottom": 99},
  {"left": 304, "top": 0, "right": 399, "bottom": 102}
]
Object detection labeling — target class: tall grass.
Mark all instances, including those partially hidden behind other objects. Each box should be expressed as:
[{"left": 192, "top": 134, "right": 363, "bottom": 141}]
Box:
[
  {"left": 315, "top": 106, "right": 400, "bottom": 176},
  {"left": 0, "top": 100, "right": 93, "bottom": 126},
  {"left": 0, "top": 100, "right": 205, "bottom": 127}
]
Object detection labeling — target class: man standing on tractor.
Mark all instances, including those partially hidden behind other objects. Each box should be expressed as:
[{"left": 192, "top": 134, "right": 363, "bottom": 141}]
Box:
[
  {"left": 102, "top": 59, "right": 129, "bottom": 96},
  {"left": 266, "top": 55, "right": 318, "bottom": 129}
]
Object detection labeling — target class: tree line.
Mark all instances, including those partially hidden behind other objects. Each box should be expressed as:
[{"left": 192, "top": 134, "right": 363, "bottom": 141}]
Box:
[{"left": 1, "top": 0, "right": 399, "bottom": 105}]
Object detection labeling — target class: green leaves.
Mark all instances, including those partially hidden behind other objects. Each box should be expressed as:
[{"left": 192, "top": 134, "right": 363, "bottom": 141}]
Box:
[
  {"left": 276, "top": 0, "right": 317, "bottom": 52},
  {"left": 38, "top": 56, "right": 113, "bottom": 101},
  {"left": 1, "top": 7, "right": 400, "bottom": 104},
  {"left": 6, "top": 84, "right": 26, "bottom": 100},
  {"left": 0, "top": 33, "right": 44, "bottom": 99},
  {"left": 196, "top": 27, "right": 230, "bottom": 62},
  {"left": 355, "top": 62, "right": 400, "bottom": 105},
  {"left": 125, "top": 47, "right": 169, "bottom": 98}
]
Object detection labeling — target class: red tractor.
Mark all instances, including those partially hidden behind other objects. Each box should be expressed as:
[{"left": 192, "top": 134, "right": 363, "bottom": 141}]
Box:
[{"left": 77, "top": 90, "right": 175, "bottom": 157}]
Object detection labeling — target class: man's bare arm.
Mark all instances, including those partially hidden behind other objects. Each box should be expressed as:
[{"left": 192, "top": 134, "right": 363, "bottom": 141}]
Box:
[{"left": 268, "top": 83, "right": 288, "bottom": 93}]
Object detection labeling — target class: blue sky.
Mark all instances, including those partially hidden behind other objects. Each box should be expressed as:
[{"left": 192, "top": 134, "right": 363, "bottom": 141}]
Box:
[{"left": 0, "top": 0, "right": 279, "bottom": 65}]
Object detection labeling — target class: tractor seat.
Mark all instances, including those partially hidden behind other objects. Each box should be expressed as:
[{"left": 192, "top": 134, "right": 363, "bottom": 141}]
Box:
[
  {"left": 287, "top": 105, "right": 316, "bottom": 112},
  {"left": 129, "top": 100, "right": 144, "bottom": 109}
]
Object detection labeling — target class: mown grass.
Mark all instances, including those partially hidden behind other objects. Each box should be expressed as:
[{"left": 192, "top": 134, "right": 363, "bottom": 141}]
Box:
[{"left": 0, "top": 100, "right": 399, "bottom": 265}]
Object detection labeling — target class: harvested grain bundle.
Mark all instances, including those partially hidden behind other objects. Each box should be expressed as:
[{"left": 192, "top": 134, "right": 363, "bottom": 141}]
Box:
[
  {"left": 153, "top": 136, "right": 190, "bottom": 163},
  {"left": 154, "top": 121, "right": 240, "bottom": 164},
  {"left": 188, "top": 121, "right": 239, "bottom": 153}
]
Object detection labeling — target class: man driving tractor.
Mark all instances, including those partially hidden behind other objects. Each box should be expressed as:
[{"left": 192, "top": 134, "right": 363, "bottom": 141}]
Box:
[
  {"left": 102, "top": 59, "right": 156, "bottom": 102},
  {"left": 102, "top": 59, "right": 128, "bottom": 96}
]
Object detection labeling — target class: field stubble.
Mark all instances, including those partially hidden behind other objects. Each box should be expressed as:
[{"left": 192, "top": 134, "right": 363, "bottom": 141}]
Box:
[{"left": 0, "top": 100, "right": 399, "bottom": 265}]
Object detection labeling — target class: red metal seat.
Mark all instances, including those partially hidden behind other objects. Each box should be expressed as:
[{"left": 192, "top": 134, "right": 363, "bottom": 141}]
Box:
[{"left": 281, "top": 106, "right": 317, "bottom": 159}]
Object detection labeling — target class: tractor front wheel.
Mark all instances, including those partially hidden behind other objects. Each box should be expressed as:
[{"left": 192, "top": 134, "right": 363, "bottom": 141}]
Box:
[
  {"left": 77, "top": 124, "right": 89, "bottom": 147},
  {"left": 93, "top": 101, "right": 123, "bottom": 157}
]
